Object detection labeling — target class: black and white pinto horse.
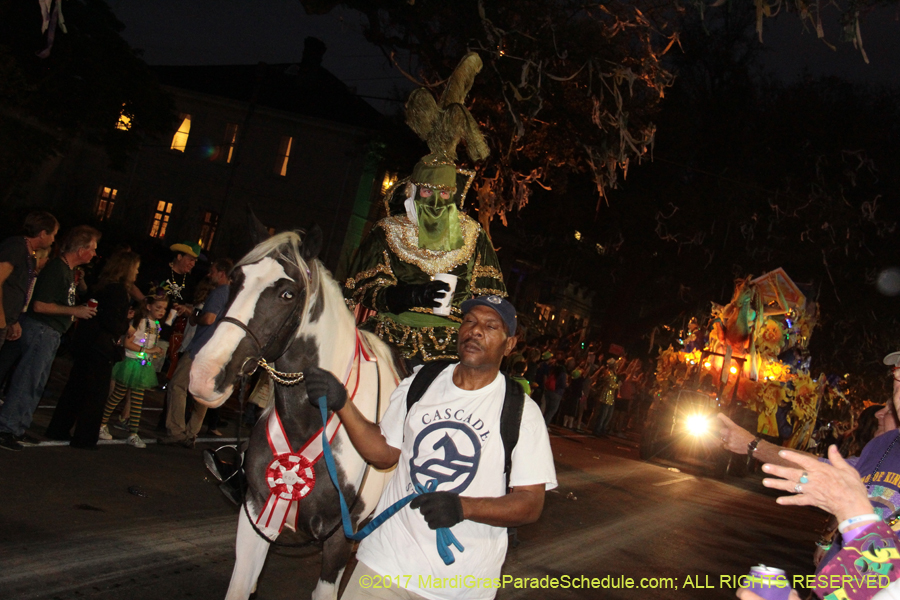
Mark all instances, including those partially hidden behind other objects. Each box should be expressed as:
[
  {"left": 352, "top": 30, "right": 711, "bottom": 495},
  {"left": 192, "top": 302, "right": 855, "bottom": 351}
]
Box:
[{"left": 189, "top": 229, "right": 401, "bottom": 600}]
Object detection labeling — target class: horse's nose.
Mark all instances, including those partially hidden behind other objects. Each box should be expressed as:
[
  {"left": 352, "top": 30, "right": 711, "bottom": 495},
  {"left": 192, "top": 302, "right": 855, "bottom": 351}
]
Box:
[{"left": 189, "top": 360, "right": 231, "bottom": 407}]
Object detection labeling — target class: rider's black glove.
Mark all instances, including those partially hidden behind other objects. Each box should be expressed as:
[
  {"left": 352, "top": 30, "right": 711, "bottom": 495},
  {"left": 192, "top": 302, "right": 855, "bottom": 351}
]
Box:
[
  {"left": 304, "top": 366, "right": 347, "bottom": 412},
  {"left": 384, "top": 281, "right": 451, "bottom": 314},
  {"left": 410, "top": 491, "right": 465, "bottom": 530}
]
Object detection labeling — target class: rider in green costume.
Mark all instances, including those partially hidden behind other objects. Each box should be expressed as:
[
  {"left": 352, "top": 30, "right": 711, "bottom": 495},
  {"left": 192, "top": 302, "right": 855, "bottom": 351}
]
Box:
[{"left": 344, "top": 53, "right": 506, "bottom": 363}]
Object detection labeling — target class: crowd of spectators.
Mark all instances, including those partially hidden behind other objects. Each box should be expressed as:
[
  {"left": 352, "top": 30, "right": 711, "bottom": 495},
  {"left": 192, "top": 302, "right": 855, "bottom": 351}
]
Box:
[
  {"left": 501, "top": 330, "right": 651, "bottom": 438},
  {"left": 0, "top": 210, "right": 233, "bottom": 452}
]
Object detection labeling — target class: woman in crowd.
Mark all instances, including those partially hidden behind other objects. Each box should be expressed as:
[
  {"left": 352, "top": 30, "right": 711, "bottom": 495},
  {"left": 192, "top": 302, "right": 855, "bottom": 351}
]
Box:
[{"left": 46, "top": 251, "right": 137, "bottom": 449}]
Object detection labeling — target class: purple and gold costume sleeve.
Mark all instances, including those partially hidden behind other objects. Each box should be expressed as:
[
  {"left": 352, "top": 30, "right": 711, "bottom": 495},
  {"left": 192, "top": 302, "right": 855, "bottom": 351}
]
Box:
[{"left": 816, "top": 521, "right": 900, "bottom": 600}]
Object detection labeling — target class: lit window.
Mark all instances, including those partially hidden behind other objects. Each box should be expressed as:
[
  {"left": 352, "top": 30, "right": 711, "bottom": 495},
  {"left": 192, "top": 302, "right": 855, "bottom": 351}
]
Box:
[
  {"left": 171, "top": 115, "right": 192, "bottom": 152},
  {"left": 150, "top": 201, "right": 173, "bottom": 239},
  {"left": 199, "top": 211, "right": 219, "bottom": 249},
  {"left": 275, "top": 136, "right": 293, "bottom": 176},
  {"left": 116, "top": 107, "right": 132, "bottom": 131},
  {"left": 381, "top": 171, "right": 398, "bottom": 192},
  {"left": 95, "top": 187, "right": 117, "bottom": 221},
  {"left": 223, "top": 123, "right": 239, "bottom": 163}
]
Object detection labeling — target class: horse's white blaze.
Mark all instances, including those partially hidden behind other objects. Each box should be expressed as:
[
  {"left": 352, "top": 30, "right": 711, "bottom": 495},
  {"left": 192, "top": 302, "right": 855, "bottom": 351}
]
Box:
[{"left": 190, "top": 258, "right": 293, "bottom": 406}]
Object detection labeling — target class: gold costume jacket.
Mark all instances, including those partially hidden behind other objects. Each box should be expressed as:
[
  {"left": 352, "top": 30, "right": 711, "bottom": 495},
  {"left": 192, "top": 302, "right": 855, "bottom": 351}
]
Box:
[{"left": 344, "top": 213, "right": 506, "bottom": 362}]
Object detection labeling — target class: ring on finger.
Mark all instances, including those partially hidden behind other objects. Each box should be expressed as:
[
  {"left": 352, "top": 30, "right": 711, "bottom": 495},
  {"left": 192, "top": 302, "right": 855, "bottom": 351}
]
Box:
[
  {"left": 794, "top": 483, "right": 803, "bottom": 494},
  {"left": 799, "top": 472, "right": 809, "bottom": 484}
]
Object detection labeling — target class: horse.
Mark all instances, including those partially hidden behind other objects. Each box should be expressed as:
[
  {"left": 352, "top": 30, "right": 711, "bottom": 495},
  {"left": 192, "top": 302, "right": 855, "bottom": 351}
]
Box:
[{"left": 189, "top": 228, "right": 402, "bottom": 600}]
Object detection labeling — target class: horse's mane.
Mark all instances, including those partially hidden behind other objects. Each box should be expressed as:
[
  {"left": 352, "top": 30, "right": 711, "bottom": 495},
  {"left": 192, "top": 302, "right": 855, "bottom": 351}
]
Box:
[
  {"left": 238, "top": 231, "right": 310, "bottom": 281},
  {"left": 237, "top": 230, "right": 317, "bottom": 326}
]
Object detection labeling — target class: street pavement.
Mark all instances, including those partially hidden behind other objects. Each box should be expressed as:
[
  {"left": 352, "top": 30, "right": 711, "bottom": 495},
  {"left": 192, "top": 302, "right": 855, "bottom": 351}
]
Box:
[{"left": 0, "top": 358, "right": 822, "bottom": 599}]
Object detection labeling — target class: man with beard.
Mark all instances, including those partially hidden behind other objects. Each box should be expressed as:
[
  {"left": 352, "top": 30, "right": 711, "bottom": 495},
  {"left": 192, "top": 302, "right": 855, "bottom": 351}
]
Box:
[
  {"left": 135, "top": 241, "right": 200, "bottom": 371},
  {"left": 305, "top": 295, "right": 556, "bottom": 600}
]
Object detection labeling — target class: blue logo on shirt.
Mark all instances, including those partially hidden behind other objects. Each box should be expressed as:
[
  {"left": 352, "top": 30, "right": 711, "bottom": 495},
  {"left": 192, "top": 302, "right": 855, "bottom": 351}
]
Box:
[{"left": 409, "top": 422, "right": 481, "bottom": 493}]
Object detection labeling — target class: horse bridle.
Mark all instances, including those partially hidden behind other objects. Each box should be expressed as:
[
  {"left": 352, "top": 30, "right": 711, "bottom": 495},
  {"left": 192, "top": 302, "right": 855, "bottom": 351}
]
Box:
[{"left": 219, "top": 261, "right": 318, "bottom": 385}]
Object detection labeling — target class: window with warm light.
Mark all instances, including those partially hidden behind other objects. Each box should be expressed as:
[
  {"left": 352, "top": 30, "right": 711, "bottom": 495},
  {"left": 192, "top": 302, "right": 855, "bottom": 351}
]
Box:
[
  {"left": 116, "top": 109, "right": 132, "bottom": 131},
  {"left": 381, "top": 171, "right": 398, "bottom": 192},
  {"left": 150, "top": 201, "right": 173, "bottom": 238},
  {"left": 95, "top": 187, "right": 117, "bottom": 221},
  {"left": 171, "top": 115, "right": 192, "bottom": 152},
  {"left": 275, "top": 136, "right": 293, "bottom": 176},
  {"left": 223, "top": 123, "right": 239, "bottom": 163},
  {"left": 199, "top": 211, "right": 219, "bottom": 249}
]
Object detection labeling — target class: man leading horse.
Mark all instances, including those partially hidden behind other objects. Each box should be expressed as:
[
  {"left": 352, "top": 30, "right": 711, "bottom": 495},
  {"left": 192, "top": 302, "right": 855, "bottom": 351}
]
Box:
[{"left": 307, "top": 295, "right": 556, "bottom": 600}]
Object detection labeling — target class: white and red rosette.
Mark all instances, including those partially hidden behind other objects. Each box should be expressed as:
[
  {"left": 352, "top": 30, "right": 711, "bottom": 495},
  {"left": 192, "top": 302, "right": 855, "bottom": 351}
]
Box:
[{"left": 266, "top": 453, "right": 316, "bottom": 501}]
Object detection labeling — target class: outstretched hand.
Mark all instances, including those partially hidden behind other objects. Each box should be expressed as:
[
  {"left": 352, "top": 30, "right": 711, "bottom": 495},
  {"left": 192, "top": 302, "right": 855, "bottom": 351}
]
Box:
[
  {"left": 304, "top": 366, "right": 347, "bottom": 412},
  {"left": 761, "top": 444, "right": 873, "bottom": 523},
  {"left": 718, "top": 413, "right": 756, "bottom": 455}
]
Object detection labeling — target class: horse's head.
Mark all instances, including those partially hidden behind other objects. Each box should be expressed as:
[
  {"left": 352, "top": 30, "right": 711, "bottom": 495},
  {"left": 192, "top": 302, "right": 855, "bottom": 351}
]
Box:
[{"left": 189, "top": 228, "right": 323, "bottom": 407}]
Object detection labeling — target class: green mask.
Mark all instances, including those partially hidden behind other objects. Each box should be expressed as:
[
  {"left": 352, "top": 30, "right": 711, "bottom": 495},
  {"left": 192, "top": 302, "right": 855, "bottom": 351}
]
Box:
[{"left": 416, "top": 191, "right": 464, "bottom": 251}]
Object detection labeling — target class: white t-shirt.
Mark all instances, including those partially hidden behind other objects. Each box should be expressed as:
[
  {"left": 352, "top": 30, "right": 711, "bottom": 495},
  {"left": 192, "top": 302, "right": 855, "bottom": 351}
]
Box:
[{"left": 356, "top": 364, "right": 557, "bottom": 600}]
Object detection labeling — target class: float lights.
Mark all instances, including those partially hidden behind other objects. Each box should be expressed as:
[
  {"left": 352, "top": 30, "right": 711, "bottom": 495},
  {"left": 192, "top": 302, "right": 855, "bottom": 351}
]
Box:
[
  {"left": 686, "top": 414, "right": 709, "bottom": 436},
  {"left": 730, "top": 366, "right": 738, "bottom": 374},
  {"left": 704, "top": 361, "right": 712, "bottom": 368}
]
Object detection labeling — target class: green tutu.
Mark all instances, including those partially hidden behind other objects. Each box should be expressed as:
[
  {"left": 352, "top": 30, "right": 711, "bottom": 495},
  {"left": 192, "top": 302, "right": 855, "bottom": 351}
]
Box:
[{"left": 112, "top": 357, "right": 158, "bottom": 391}]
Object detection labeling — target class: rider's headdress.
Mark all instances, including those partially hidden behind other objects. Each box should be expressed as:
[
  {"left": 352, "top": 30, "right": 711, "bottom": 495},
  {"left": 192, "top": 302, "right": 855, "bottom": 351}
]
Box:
[{"left": 403, "top": 53, "right": 490, "bottom": 252}]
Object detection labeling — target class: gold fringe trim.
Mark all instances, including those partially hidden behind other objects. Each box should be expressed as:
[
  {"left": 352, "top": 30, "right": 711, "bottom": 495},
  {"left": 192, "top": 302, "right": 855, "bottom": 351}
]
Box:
[
  {"left": 378, "top": 214, "right": 479, "bottom": 276},
  {"left": 373, "top": 316, "right": 460, "bottom": 362}
]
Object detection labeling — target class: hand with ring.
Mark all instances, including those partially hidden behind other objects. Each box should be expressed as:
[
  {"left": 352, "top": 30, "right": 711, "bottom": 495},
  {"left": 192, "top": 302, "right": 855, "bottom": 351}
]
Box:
[{"left": 760, "top": 445, "right": 874, "bottom": 523}]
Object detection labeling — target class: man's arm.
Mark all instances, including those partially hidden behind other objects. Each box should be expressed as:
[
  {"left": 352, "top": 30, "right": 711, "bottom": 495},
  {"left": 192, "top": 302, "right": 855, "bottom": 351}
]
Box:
[
  {"left": 718, "top": 413, "right": 818, "bottom": 467},
  {"left": 303, "top": 365, "right": 401, "bottom": 470},
  {"left": 0, "top": 262, "right": 12, "bottom": 328},
  {"left": 460, "top": 484, "right": 545, "bottom": 527},
  {"left": 32, "top": 301, "right": 95, "bottom": 319},
  {"left": 336, "top": 400, "right": 400, "bottom": 470},
  {"left": 195, "top": 311, "right": 217, "bottom": 326}
]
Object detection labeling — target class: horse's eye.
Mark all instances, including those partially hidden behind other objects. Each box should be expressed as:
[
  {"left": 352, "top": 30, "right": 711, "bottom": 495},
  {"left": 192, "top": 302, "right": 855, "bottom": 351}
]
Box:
[{"left": 281, "top": 290, "right": 294, "bottom": 300}]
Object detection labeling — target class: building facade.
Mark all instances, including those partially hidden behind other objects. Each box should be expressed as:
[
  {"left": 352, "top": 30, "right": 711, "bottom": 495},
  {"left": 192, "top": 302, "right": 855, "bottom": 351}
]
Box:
[{"left": 14, "top": 39, "right": 386, "bottom": 269}]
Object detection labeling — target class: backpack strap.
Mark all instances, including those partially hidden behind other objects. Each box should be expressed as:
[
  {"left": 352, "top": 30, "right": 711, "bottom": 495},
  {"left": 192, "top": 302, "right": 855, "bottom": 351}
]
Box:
[
  {"left": 500, "top": 374, "right": 526, "bottom": 482},
  {"left": 406, "top": 361, "right": 455, "bottom": 414}
]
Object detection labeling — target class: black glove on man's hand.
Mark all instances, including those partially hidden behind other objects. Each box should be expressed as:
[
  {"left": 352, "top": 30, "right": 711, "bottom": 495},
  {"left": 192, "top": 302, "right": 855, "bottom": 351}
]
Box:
[
  {"left": 304, "top": 366, "right": 347, "bottom": 412},
  {"left": 384, "top": 281, "right": 451, "bottom": 314},
  {"left": 409, "top": 491, "right": 465, "bottom": 530}
]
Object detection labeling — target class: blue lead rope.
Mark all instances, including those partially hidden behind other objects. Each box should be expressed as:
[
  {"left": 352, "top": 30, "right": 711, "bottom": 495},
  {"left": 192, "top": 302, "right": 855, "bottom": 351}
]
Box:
[{"left": 317, "top": 397, "right": 464, "bottom": 565}]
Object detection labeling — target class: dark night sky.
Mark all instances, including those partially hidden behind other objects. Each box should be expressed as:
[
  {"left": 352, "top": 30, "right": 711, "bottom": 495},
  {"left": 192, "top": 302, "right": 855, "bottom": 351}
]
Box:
[
  {"left": 108, "top": 0, "right": 411, "bottom": 114},
  {"left": 108, "top": 0, "right": 900, "bottom": 117}
]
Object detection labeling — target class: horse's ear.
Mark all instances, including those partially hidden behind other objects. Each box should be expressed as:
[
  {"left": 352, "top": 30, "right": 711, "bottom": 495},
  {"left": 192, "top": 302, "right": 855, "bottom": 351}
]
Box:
[
  {"left": 247, "top": 205, "right": 269, "bottom": 246},
  {"left": 300, "top": 225, "right": 323, "bottom": 261}
]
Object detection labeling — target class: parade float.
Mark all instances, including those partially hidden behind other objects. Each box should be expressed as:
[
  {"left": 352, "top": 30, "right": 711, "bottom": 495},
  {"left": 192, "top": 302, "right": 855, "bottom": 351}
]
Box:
[{"left": 641, "top": 269, "right": 848, "bottom": 476}]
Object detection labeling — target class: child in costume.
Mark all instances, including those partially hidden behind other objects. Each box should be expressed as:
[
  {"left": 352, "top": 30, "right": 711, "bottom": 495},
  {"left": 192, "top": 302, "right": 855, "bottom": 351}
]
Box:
[{"left": 99, "top": 294, "right": 168, "bottom": 448}]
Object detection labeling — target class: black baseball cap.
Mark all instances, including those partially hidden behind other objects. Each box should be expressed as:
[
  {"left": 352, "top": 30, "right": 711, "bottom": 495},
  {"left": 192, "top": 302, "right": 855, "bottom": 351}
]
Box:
[{"left": 461, "top": 295, "right": 517, "bottom": 336}]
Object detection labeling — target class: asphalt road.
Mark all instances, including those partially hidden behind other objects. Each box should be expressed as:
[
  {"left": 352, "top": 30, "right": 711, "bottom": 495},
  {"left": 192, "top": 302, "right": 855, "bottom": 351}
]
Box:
[{"left": 0, "top": 412, "right": 821, "bottom": 600}]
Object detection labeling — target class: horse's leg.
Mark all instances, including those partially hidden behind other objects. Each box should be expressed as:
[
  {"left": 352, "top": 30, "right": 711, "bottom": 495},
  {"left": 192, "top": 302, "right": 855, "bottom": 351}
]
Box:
[
  {"left": 224, "top": 503, "right": 272, "bottom": 600},
  {"left": 311, "top": 531, "right": 352, "bottom": 600}
]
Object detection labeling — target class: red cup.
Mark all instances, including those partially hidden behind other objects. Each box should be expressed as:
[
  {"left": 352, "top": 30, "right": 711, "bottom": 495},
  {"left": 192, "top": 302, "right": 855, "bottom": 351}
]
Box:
[{"left": 87, "top": 298, "right": 99, "bottom": 309}]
